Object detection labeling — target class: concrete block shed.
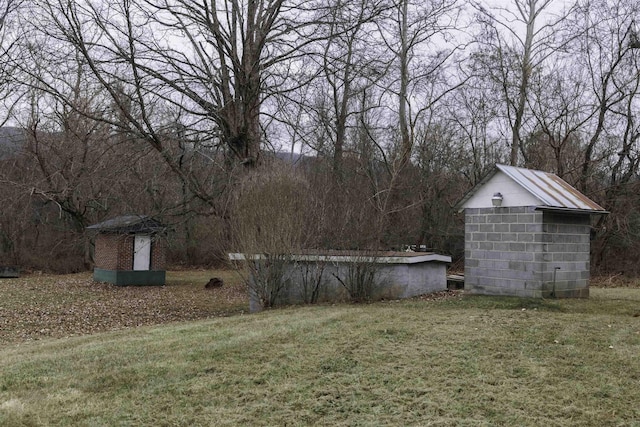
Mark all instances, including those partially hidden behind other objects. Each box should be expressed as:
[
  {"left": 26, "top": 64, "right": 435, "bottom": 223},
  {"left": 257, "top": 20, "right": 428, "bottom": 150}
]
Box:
[
  {"left": 456, "top": 164, "right": 608, "bottom": 298},
  {"left": 87, "top": 215, "right": 167, "bottom": 286}
]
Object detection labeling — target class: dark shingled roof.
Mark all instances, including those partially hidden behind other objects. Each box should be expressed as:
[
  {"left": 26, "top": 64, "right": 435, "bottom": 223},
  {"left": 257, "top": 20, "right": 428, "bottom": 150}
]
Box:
[{"left": 87, "top": 215, "right": 165, "bottom": 234}]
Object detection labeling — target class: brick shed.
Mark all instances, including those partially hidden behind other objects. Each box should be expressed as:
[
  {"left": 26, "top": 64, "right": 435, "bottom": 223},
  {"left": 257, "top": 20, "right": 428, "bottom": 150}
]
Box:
[
  {"left": 87, "top": 215, "right": 167, "bottom": 286},
  {"left": 456, "top": 164, "right": 607, "bottom": 298}
]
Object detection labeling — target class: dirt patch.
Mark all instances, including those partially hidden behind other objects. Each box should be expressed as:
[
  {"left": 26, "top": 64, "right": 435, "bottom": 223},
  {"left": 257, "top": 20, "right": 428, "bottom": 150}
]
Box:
[{"left": 0, "top": 271, "right": 248, "bottom": 344}]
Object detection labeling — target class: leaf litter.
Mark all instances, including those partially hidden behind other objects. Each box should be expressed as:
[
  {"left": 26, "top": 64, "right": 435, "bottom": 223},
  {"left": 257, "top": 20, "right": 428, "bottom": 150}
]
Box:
[{"left": 0, "top": 272, "right": 248, "bottom": 344}]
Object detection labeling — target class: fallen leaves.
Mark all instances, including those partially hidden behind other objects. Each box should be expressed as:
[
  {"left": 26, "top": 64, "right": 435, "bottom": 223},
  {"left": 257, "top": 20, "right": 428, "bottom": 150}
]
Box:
[
  {"left": 0, "top": 275, "right": 467, "bottom": 344},
  {"left": 0, "top": 271, "right": 248, "bottom": 344}
]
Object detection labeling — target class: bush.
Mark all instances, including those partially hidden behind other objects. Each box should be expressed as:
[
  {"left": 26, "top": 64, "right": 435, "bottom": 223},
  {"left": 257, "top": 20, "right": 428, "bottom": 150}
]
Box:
[
  {"left": 332, "top": 252, "right": 380, "bottom": 303},
  {"left": 231, "top": 166, "right": 313, "bottom": 309}
]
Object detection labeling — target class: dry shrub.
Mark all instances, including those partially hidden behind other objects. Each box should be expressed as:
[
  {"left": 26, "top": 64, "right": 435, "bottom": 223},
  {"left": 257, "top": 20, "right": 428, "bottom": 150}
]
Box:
[
  {"left": 298, "top": 261, "right": 327, "bottom": 304},
  {"left": 231, "top": 165, "right": 313, "bottom": 309},
  {"left": 331, "top": 252, "right": 380, "bottom": 303}
]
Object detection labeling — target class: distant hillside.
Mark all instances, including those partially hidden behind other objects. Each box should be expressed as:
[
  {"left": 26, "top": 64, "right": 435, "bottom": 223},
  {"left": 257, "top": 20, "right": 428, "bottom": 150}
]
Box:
[{"left": 0, "top": 127, "right": 26, "bottom": 160}]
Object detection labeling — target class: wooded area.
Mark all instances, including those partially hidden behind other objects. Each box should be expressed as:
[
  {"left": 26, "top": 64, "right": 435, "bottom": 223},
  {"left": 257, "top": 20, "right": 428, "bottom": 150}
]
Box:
[{"left": 0, "top": 0, "right": 639, "bottom": 274}]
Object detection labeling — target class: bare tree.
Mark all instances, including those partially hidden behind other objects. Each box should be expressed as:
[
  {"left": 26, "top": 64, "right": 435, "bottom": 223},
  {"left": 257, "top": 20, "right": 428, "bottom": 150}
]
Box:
[
  {"left": 447, "top": 60, "right": 505, "bottom": 185},
  {"left": 570, "top": 0, "right": 640, "bottom": 193},
  {"left": 473, "top": 0, "right": 574, "bottom": 165},
  {"left": 20, "top": 0, "right": 333, "bottom": 171},
  {"left": 526, "top": 64, "right": 592, "bottom": 179},
  {"left": 379, "top": 0, "right": 462, "bottom": 170},
  {"left": 0, "top": 0, "right": 21, "bottom": 126},
  {"left": 317, "top": 0, "right": 389, "bottom": 175},
  {"left": 274, "top": 0, "right": 391, "bottom": 177}
]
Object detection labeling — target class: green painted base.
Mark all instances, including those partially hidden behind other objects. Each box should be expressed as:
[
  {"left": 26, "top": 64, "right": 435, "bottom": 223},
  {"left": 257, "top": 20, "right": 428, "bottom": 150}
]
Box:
[
  {"left": 93, "top": 269, "right": 166, "bottom": 286},
  {"left": 0, "top": 266, "right": 20, "bottom": 278}
]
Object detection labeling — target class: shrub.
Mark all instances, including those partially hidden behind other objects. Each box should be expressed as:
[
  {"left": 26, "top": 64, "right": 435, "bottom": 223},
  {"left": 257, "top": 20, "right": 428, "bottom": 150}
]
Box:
[{"left": 231, "top": 165, "right": 313, "bottom": 309}]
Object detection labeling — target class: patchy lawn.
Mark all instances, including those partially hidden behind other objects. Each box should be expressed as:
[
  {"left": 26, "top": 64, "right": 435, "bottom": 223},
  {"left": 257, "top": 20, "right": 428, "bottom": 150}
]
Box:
[
  {"left": 0, "top": 270, "right": 248, "bottom": 344},
  {"left": 0, "top": 287, "right": 639, "bottom": 426},
  {"left": 1, "top": 272, "right": 637, "bottom": 345}
]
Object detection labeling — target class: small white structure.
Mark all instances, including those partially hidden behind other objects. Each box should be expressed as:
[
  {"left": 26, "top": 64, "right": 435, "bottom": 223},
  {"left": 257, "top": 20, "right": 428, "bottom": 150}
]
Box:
[{"left": 456, "top": 164, "right": 608, "bottom": 298}]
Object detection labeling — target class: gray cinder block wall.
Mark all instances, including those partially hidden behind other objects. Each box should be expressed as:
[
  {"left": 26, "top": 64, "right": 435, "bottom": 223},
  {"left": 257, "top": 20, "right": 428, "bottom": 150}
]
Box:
[{"left": 464, "top": 207, "right": 590, "bottom": 298}]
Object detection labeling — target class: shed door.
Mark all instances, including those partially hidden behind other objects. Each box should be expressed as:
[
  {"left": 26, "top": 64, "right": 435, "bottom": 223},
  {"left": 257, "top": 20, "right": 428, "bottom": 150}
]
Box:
[{"left": 133, "top": 235, "right": 152, "bottom": 271}]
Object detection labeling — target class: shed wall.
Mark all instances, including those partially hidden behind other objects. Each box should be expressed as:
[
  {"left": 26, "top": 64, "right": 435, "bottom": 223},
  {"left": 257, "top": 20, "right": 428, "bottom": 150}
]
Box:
[
  {"left": 248, "top": 258, "right": 448, "bottom": 312},
  {"left": 94, "top": 234, "right": 133, "bottom": 270},
  {"left": 465, "top": 207, "right": 544, "bottom": 297},
  {"left": 464, "top": 207, "right": 591, "bottom": 298},
  {"left": 540, "top": 212, "right": 590, "bottom": 298},
  {"left": 462, "top": 171, "right": 540, "bottom": 209},
  {"left": 94, "top": 234, "right": 166, "bottom": 271},
  {"left": 150, "top": 237, "right": 167, "bottom": 270}
]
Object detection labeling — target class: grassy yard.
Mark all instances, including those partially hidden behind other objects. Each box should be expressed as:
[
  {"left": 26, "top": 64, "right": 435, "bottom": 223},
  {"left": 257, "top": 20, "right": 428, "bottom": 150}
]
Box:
[{"left": 1, "top": 274, "right": 639, "bottom": 426}]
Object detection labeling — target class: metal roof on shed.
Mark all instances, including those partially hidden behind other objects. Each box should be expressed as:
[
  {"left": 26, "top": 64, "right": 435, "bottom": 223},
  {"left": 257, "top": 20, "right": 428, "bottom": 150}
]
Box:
[
  {"left": 496, "top": 164, "right": 605, "bottom": 211},
  {"left": 456, "top": 164, "right": 607, "bottom": 213}
]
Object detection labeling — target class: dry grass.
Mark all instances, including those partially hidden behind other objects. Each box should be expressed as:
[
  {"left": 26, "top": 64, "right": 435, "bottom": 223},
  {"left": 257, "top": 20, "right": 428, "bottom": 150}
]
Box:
[
  {"left": 0, "top": 270, "right": 247, "bottom": 344},
  {"left": 1, "top": 273, "right": 639, "bottom": 425},
  {"left": 591, "top": 274, "right": 640, "bottom": 288}
]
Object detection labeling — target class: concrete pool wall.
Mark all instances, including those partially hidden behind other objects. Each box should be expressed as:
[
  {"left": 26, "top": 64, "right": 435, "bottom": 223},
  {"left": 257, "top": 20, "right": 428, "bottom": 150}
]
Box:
[{"left": 229, "top": 251, "right": 452, "bottom": 311}]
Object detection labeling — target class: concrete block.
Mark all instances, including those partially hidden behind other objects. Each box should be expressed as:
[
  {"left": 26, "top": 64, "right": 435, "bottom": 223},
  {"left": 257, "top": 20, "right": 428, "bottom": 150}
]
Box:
[
  {"left": 534, "top": 234, "right": 553, "bottom": 243},
  {"left": 525, "top": 243, "right": 544, "bottom": 253},
  {"left": 510, "top": 223, "right": 526, "bottom": 232},
  {"left": 501, "top": 233, "right": 518, "bottom": 241},
  {"left": 495, "top": 224, "right": 510, "bottom": 232},
  {"left": 479, "top": 224, "right": 495, "bottom": 232},
  {"left": 518, "top": 214, "right": 535, "bottom": 223},
  {"left": 526, "top": 223, "right": 543, "bottom": 233},
  {"left": 476, "top": 276, "right": 496, "bottom": 287},
  {"left": 479, "top": 242, "right": 493, "bottom": 250},
  {"left": 548, "top": 243, "right": 567, "bottom": 252},
  {"left": 564, "top": 235, "right": 582, "bottom": 244},
  {"left": 494, "top": 242, "right": 510, "bottom": 251},
  {"left": 505, "top": 251, "right": 534, "bottom": 261},
  {"left": 487, "top": 233, "right": 502, "bottom": 241},
  {"left": 473, "top": 232, "right": 487, "bottom": 241},
  {"left": 476, "top": 268, "right": 491, "bottom": 278},
  {"left": 491, "top": 260, "right": 510, "bottom": 270},
  {"left": 472, "top": 215, "right": 487, "bottom": 224},
  {"left": 506, "top": 269, "right": 534, "bottom": 281},
  {"left": 465, "top": 223, "right": 479, "bottom": 233},
  {"left": 508, "top": 260, "right": 525, "bottom": 271},
  {"left": 509, "top": 242, "right": 526, "bottom": 251},
  {"left": 503, "top": 214, "right": 518, "bottom": 223},
  {"left": 465, "top": 258, "right": 479, "bottom": 268},
  {"left": 518, "top": 233, "right": 535, "bottom": 242},
  {"left": 487, "top": 215, "right": 503, "bottom": 224}
]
